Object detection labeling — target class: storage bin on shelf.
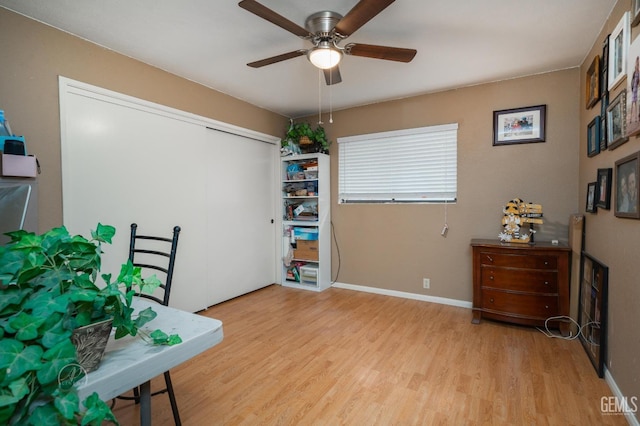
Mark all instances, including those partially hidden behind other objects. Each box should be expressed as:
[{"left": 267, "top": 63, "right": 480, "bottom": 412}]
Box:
[{"left": 299, "top": 265, "right": 319, "bottom": 285}]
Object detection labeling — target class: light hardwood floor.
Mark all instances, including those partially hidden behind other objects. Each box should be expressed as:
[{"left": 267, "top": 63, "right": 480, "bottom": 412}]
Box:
[{"left": 112, "top": 285, "right": 627, "bottom": 425}]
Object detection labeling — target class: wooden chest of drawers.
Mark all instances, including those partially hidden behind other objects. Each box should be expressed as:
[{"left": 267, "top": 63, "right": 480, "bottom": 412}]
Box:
[{"left": 471, "top": 239, "right": 571, "bottom": 336}]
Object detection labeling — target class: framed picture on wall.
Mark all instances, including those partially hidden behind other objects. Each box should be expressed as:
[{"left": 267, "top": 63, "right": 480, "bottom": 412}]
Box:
[
  {"left": 615, "top": 151, "right": 640, "bottom": 218},
  {"left": 600, "top": 92, "right": 608, "bottom": 151},
  {"left": 626, "top": 31, "right": 640, "bottom": 136},
  {"left": 601, "top": 35, "right": 609, "bottom": 99},
  {"left": 587, "top": 116, "right": 600, "bottom": 157},
  {"left": 578, "top": 251, "right": 608, "bottom": 378},
  {"left": 596, "top": 168, "right": 612, "bottom": 209},
  {"left": 586, "top": 55, "right": 601, "bottom": 109},
  {"left": 607, "top": 90, "right": 628, "bottom": 149},
  {"left": 493, "top": 104, "right": 546, "bottom": 145},
  {"left": 608, "top": 12, "right": 629, "bottom": 91},
  {"left": 586, "top": 182, "right": 597, "bottom": 213},
  {"left": 633, "top": 0, "right": 640, "bottom": 27}
]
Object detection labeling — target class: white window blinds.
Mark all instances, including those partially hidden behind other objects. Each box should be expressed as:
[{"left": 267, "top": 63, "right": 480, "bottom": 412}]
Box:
[{"left": 338, "top": 123, "right": 458, "bottom": 203}]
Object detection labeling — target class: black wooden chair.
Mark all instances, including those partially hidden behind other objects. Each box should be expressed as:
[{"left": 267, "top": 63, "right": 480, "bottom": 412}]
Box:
[{"left": 115, "top": 223, "right": 182, "bottom": 425}]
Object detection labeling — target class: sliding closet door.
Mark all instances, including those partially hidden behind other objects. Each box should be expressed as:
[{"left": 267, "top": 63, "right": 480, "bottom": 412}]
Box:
[
  {"left": 204, "top": 129, "right": 276, "bottom": 305},
  {"left": 60, "top": 87, "right": 209, "bottom": 312},
  {"left": 60, "top": 77, "right": 278, "bottom": 312}
]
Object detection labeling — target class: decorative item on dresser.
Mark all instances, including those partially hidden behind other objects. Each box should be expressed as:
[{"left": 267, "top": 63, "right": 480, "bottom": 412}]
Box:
[
  {"left": 498, "top": 198, "right": 543, "bottom": 243},
  {"left": 471, "top": 239, "right": 571, "bottom": 337}
]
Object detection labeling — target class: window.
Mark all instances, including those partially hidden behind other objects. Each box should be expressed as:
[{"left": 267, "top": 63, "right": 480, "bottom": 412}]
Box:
[{"left": 338, "top": 123, "right": 458, "bottom": 203}]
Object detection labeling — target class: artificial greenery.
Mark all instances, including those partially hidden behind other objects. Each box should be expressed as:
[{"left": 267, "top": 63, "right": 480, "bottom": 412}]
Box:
[
  {"left": 0, "top": 223, "right": 181, "bottom": 425},
  {"left": 282, "top": 122, "right": 330, "bottom": 154}
]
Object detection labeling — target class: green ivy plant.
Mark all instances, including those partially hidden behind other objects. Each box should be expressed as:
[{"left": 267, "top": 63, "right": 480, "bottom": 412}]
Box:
[
  {"left": 0, "top": 223, "right": 181, "bottom": 425},
  {"left": 313, "top": 125, "right": 330, "bottom": 154},
  {"left": 282, "top": 122, "right": 330, "bottom": 154}
]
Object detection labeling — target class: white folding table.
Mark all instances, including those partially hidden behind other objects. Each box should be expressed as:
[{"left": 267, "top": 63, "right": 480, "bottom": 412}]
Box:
[{"left": 76, "top": 299, "right": 223, "bottom": 425}]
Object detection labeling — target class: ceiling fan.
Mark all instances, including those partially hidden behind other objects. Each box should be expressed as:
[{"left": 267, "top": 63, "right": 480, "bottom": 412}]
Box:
[{"left": 238, "top": 0, "right": 417, "bottom": 85}]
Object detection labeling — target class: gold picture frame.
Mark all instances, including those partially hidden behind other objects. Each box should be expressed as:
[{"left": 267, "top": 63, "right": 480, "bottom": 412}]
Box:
[{"left": 586, "top": 55, "right": 600, "bottom": 109}]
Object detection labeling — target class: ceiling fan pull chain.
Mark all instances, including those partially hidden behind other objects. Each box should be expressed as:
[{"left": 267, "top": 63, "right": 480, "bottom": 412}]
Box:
[
  {"left": 318, "top": 68, "right": 323, "bottom": 125},
  {"left": 329, "top": 72, "right": 334, "bottom": 124}
]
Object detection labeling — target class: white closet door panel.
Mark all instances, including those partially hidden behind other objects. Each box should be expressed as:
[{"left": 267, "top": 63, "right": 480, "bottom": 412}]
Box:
[
  {"left": 61, "top": 92, "right": 209, "bottom": 312},
  {"left": 204, "top": 130, "right": 276, "bottom": 305}
]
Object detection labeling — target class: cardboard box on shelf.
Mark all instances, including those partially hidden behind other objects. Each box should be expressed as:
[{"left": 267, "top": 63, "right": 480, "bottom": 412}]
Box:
[{"left": 293, "top": 240, "right": 319, "bottom": 261}]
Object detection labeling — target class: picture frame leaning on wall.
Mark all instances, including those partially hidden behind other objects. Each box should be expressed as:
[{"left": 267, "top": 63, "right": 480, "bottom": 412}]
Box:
[{"left": 578, "top": 251, "right": 608, "bottom": 378}]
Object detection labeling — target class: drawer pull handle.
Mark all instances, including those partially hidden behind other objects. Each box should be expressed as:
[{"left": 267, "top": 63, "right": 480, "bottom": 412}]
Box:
[
  {"left": 544, "top": 281, "right": 549, "bottom": 285},
  {"left": 544, "top": 261, "right": 549, "bottom": 265},
  {"left": 489, "top": 275, "right": 494, "bottom": 280},
  {"left": 490, "top": 298, "right": 494, "bottom": 303},
  {"left": 486, "top": 255, "right": 493, "bottom": 263},
  {"left": 545, "top": 305, "right": 549, "bottom": 309}
]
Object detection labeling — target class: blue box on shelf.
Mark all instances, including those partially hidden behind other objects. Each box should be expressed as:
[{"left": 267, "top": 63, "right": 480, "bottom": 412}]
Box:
[{"left": 294, "top": 227, "right": 318, "bottom": 240}]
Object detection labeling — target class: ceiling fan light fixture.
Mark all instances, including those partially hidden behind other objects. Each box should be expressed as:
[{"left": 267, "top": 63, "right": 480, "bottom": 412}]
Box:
[{"left": 308, "top": 43, "right": 342, "bottom": 69}]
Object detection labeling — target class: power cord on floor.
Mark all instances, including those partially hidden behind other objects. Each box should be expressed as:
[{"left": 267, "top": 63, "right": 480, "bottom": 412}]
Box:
[
  {"left": 537, "top": 315, "right": 600, "bottom": 345},
  {"left": 330, "top": 220, "right": 341, "bottom": 284}
]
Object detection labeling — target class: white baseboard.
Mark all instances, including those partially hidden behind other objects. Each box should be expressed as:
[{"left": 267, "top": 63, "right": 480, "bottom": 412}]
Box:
[
  {"left": 604, "top": 368, "right": 640, "bottom": 425},
  {"left": 331, "top": 281, "right": 473, "bottom": 309}
]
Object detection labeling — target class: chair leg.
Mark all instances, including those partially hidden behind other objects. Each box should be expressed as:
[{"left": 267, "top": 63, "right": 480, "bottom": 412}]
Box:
[{"left": 164, "top": 371, "right": 181, "bottom": 426}]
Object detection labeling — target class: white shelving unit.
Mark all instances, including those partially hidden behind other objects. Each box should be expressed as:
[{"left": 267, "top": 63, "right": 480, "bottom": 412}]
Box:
[{"left": 281, "top": 153, "right": 331, "bottom": 291}]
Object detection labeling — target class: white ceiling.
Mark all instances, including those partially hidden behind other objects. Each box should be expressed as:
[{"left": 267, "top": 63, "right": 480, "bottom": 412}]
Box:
[{"left": 0, "top": 0, "right": 617, "bottom": 118}]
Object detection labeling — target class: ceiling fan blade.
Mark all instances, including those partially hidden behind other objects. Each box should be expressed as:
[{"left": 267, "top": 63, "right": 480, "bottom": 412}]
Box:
[
  {"left": 238, "top": 0, "right": 311, "bottom": 38},
  {"left": 334, "top": 0, "right": 395, "bottom": 37},
  {"left": 323, "top": 67, "right": 342, "bottom": 85},
  {"left": 345, "top": 43, "right": 417, "bottom": 62},
  {"left": 247, "top": 50, "right": 306, "bottom": 68}
]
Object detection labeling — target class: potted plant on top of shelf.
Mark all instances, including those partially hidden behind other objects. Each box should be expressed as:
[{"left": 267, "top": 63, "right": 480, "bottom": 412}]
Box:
[
  {"left": 313, "top": 125, "right": 330, "bottom": 154},
  {"left": 0, "top": 223, "right": 181, "bottom": 425},
  {"left": 282, "top": 121, "right": 330, "bottom": 155}
]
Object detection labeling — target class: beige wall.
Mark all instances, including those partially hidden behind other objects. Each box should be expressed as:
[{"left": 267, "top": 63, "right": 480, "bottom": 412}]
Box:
[
  {"left": 0, "top": 8, "right": 288, "bottom": 232},
  {"left": 579, "top": 0, "right": 640, "bottom": 413},
  {"left": 323, "top": 70, "right": 580, "bottom": 301},
  {"left": 2, "top": 3, "right": 638, "bottom": 414}
]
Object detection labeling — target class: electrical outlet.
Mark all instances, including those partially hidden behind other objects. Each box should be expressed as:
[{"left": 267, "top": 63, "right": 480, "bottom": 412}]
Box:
[{"left": 423, "top": 278, "right": 430, "bottom": 289}]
